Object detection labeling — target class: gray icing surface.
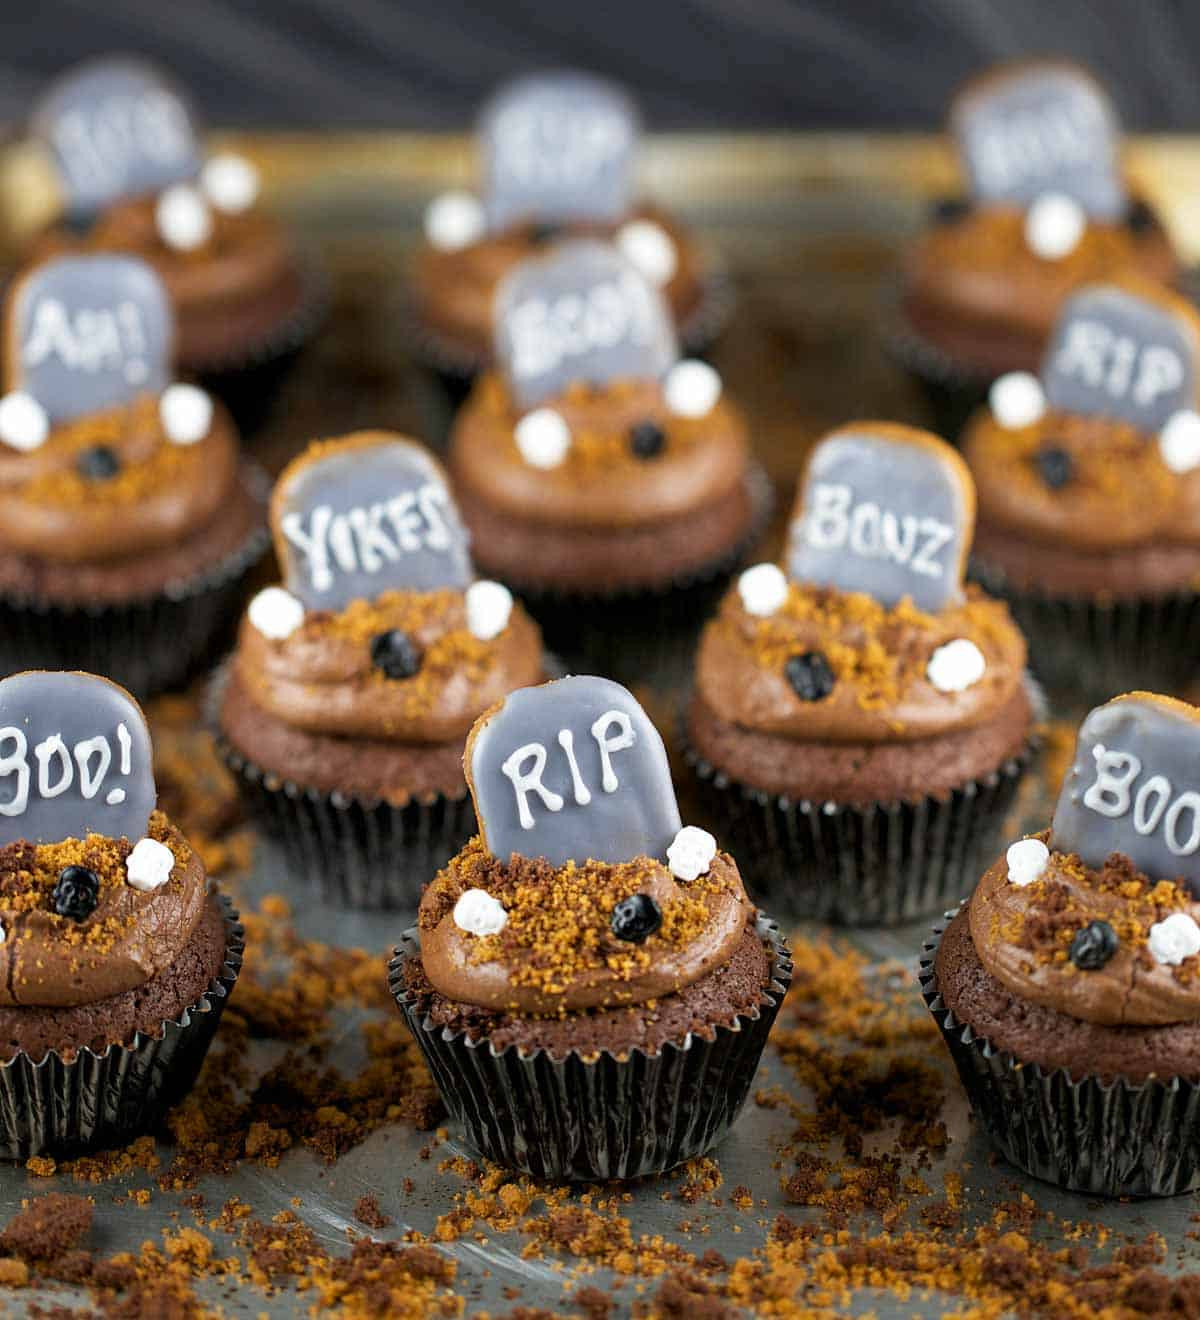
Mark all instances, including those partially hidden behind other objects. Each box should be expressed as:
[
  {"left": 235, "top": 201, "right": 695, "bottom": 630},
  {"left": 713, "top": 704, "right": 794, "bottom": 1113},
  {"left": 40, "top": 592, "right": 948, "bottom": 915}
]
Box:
[
  {"left": 1051, "top": 695, "right": 1200, "bottom": 895},
  {"left": 31, "top": 56, "right": 202, "bottom": 219},
  {"left": 0, "top": 671, "right": 155, "bottom": 847},
  {"left": 274, "top": 437, "right": 474, "bottom": 613},
  {"left": 1041, "top": 285, "right": 1197, "bottom": 434},
  {"left": 951, "top": 63, "right": 1125, "bottom": 219},
  {"left": 785, "top": 428, "right": 972, "bottom": 612},
  {"left": 479, "top": 70, "right": 638, "bottom": 231},
  {"left": 494, "top": 239, "right": 677, "bottom": 409},
  {"left": 10, "top": 254, "right": 172, "bottom": 425},
  {"left": 468, "top": 676, "right": 682, "bottom": 868}
]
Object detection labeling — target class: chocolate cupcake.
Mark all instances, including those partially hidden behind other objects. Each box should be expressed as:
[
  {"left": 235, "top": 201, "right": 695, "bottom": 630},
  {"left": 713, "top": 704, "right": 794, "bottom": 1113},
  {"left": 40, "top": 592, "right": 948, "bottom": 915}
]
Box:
[
  {"left": 891, "top": 60, "right": 1180, "bottom": 437},
  {"left": 0, "top": 252, "right": 267, "bottom": 696},
  {"left": 214, "top": 430, "right": 545, "bottom": 909},
  {"left": 390, "top": 675, "right": 790, "bottom": 1181},
  {"left": 0, "top": 670, "right": 242, "bottom": 1157},
  {"left": 964, "top": 279, "right": 1200, "bottom": 699},
  {"left": 923, "top": 691, "right": 1200, "bottom": 1196},
  {"left": 448, "top": 239, "right": 766, "bottom": 685},
  {"left": 21, "top": 56, "right": 320, "bottom": 429},
  {"left": 687, "top": 421, "right": 1037, "bottom": 925},
  {"left": 410, "top": 70, "right": 724, "bottom": 383}
]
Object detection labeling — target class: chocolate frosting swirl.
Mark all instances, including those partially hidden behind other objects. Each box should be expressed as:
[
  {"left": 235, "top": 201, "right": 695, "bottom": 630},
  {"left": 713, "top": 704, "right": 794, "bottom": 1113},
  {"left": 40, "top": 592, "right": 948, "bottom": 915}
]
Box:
[
  {"left": 694, "top": 579, "right": 1027, "bottom": 743},
  {"left": 904, "top": 202, "right": 1178, "bottom": 348},
  {"left": 966, "top": 408, "right": 1200, "bottom": 552},
  {"left": 450, "top": 374, "right": 750, "bottom": 529},
  {"left": 970, "top": 835, "right": 1200, "bottom": 1027},
  {"left": 418, "top": 836, "right": 754, "bottom": 1014},
  {"left": 0, "top": 812, "right": 207, "bottom": 1008},
  {"left": 0, "top": 393, "right": 241, "bottom": 563},
  {"left": 234, "top": 587, "right": 544, "bottom": 744}
]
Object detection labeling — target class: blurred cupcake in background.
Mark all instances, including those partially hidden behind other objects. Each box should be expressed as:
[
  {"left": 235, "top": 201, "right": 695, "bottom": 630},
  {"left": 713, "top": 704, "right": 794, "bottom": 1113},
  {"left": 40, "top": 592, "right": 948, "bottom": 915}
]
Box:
[
  {"left": 447, "top": 238, "right": 768, "bottom": 688},
  {"left": 687, "top": 421, "right": 1037, "bottom": 925},
  {"left": 214, "top": 430, "right": 546, "bottom": 910},
  {"left": 17, "top": 56, "right": 323, "bottom": 431},
  {"left": 891, "top": 60, "right": 1180, "bottom": 438},
  {"left": 0, "top": 252, "right": 267, "bottom": 696},
  {"left": 410, "top": 70, "right": 727, "bottom": 385},
  {"left": 965, "top": 279, "right": 1200, "bottom": 700}
]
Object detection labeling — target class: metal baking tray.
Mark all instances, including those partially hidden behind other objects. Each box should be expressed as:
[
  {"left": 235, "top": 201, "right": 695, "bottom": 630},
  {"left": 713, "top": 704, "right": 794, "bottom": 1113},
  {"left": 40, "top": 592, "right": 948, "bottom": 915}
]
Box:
[{"left": 0, "top": 131, "right": 1196, "bottom": 1316}]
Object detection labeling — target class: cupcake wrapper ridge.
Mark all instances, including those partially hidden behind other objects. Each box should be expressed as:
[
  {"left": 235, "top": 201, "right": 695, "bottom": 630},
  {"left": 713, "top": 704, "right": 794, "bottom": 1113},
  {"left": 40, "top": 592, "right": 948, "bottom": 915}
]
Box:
[
  {"left": 389, "top": 914, "right": 791, "bottom": 1182},
  {"left": 207, "top": 662, "right": 478, "bottom": 911},
  {"left": 0, "top": 466, "right": 271, "bottom": 699},
  {"left": 509, "top": 463, "right": 774, "bottom": 692},
  {"left": 685, "top": 678, "right": 1043, "bottom": 926},
  {"left": 970, "top": 556, "right": 1200, "bottom": 703},
  {"left": 920, "top": 912, "right": 1200, "bottom": 1198},
  {"left": 0, "top": 892, "right": 243, "bottom": 1160}
]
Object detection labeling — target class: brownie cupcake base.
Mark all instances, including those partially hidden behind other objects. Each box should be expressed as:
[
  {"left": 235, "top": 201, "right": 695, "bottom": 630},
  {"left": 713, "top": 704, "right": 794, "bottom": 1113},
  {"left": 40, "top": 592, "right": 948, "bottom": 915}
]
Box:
[
  {"left": 389, "top": 914, "right": 791, "bottom": 1182},
  {"left": 921, "top": 906, "right": 1200, "bottom": 1198},
  {"left": 0, "top": 891, "right": 243, "bottom": 1160},
  {"left": 0, "top": 467, "right": 270, "bottom": 699},
  {"left": 685, "top": 679, "right": 1042, "bottom": 927}
]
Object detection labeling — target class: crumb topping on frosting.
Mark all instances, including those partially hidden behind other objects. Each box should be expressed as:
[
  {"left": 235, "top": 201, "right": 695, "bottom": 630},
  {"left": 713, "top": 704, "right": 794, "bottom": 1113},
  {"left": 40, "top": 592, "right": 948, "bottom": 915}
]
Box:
[{"left": 417, "top": 836, "right": 754, "bottom": 1015}]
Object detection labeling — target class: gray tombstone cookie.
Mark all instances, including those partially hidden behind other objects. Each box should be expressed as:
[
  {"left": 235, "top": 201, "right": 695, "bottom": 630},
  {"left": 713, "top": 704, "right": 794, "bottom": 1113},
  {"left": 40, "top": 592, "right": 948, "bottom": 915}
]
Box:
[
  {"left": 271, "top": 432, "right": 474, "bottom": 613},
  {"left": 950, "top": 61, "right": 1125, "bottom": 220},
  {"left": 1050, "top": 693, "right": 1200, "bottom": 895},
  {"left": 785, "top": 423, "right": 975, "bottom": 613},
  {"left": 6, "top": 254, "right": 173, "bottom": 425},
  {"left": 479, "top": 70, "right": 638, "bottom": 231},
  {"left": 31, "top": 56, "right": 202, "bottom": 219},
  {"left": 466, "top": 675, "right": 683, "bottom": 868},
  {"left": 0, "top": 671, "right": 155, "bottom": 847},
  {"left": 495, "top": 239, "right": 677, "bottom": 409},
  {"left": 1041, "top": 285, "right": 1199, "bottom": 434}
]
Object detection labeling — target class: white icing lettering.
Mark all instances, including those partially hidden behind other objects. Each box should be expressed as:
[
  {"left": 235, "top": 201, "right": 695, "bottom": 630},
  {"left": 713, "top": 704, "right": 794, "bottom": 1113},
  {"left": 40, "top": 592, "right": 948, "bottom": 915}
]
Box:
[
  {"left": 590, "top": 710, "right": 635, "bottom": 793},
  {"left": 74, "top": 735, "right": 111, "bottom": 800},
  {"left": 1053, "top": 320, "right": 1185, "bottom": 408},
  {"left": 557, "top": 730, "right": 592, "bottom": 806},
  {"left": 35, "top": 735, "right": 73, "bottom": 799},
  {"left": 501, "top": 742, "right": 564, "bottom": 830},
  {"left": 1083, "top": 747, "right": 1141, "bottom": 817},
  {"left": 804, "top": 485, "right": 953, "bottom": 581},
  {"left": 0, "top": 729, "right": 30, "bottom": 818}
]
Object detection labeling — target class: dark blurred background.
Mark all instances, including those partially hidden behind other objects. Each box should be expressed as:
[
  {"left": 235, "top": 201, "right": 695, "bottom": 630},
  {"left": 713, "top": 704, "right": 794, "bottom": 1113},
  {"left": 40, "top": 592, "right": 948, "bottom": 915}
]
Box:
[{"left": 2, "top": 0, "right": 1200, "bottom": 132}]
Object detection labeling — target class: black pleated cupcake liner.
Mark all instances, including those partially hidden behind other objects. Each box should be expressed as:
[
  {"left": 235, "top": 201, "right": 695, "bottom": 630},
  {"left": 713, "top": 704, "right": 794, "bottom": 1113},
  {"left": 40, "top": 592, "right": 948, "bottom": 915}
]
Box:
[
  {"left": 970, "top": 556, "right": 1200, "bottom": 704},
  {"left": 0, "top": 892, "right": 243, "bottom": 1160},
  {"left": 388, "top": 914, "right": 791, "bottom": 1182},
  {"left": 502, "top": 463, "right": 774, "bottom": 693},
  {"left": 880, "top": 287, "right": 994, "bottom": 446},
  {"left": 683, "top": 679, "right": 1043, "bottom": 926},
  {"left": 207, "top": 662, "right": 478, "bottom": 911},
  {"left": 193, "top": 256, "right": 330, "bottom": 437},
  {"left": 920, "top": 912, "right": 1200, "bottom": 1197},
  {"left": 0, "top": 465, "right": 270, "bottom": 699}
]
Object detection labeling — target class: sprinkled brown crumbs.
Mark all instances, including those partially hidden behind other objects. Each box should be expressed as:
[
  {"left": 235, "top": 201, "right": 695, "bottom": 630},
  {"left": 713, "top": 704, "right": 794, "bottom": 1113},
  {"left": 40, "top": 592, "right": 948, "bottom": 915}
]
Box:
[{"left": 424, "top": 837, "right": 730, "bottom": 997}]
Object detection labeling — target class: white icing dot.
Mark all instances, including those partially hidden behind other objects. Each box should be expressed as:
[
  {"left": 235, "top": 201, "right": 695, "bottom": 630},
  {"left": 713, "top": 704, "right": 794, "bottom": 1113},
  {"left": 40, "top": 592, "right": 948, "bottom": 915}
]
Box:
[
  {"left": 424, "top": 190, "right": 486, "bottom": 252},
  {"left": 664, "top": 360, "right": 722, "bottom": 418},
  {"left": 667, "top": 826, "right": 718, "bottom": 882},
  {"left": 515, "top": 408, "right": 571, "bottom": 468},
  {"left": 155, "top": 183, "right": 213, "bottom": 251},
  {"left": 1148, "top": 911, "right": 1200, "bottom": 965},
  {"left": 200, "top": 152, "right": 260, "bottom": 214},
  {"left": 453, "top": 887, "right": 508, "bottom": 937},
  {"left": 126, "top": 837, "right": 176, "bottom": 892},
  {"left": 0, "top": 391, "right": 49, "bottom": 452},
  {"left": 159, "top": 383, "right": 214, "bottom": 445},
  {"left": 737, "top": 562, "right": 789, "bottom": 618},
  {"left": 106, "top": 787, "right": 126, "bottom": 805},
  {"left": 615, "top": 219, "right": 678, "bottom": 285},
  {"left": 989, "top": 372, "right": 1046, "bottom": 430},
  {"left": 1159, "top": 410, "right": 1200, "bottom": 474},
  {"left": 927, "top": 638, "right": 986, "bottom": 693},
  {"left": 466, "top": 580, "right": 513, "bottom": 641},
  {"left": 1024, "top": 192, "right": 1086, "bottom": 260},
  {"left": 248, "top": 587, "right": 306, "bottom": 640},
  {"left": 1006, "top": 838, "right": 1049, "bottom": 887}
]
